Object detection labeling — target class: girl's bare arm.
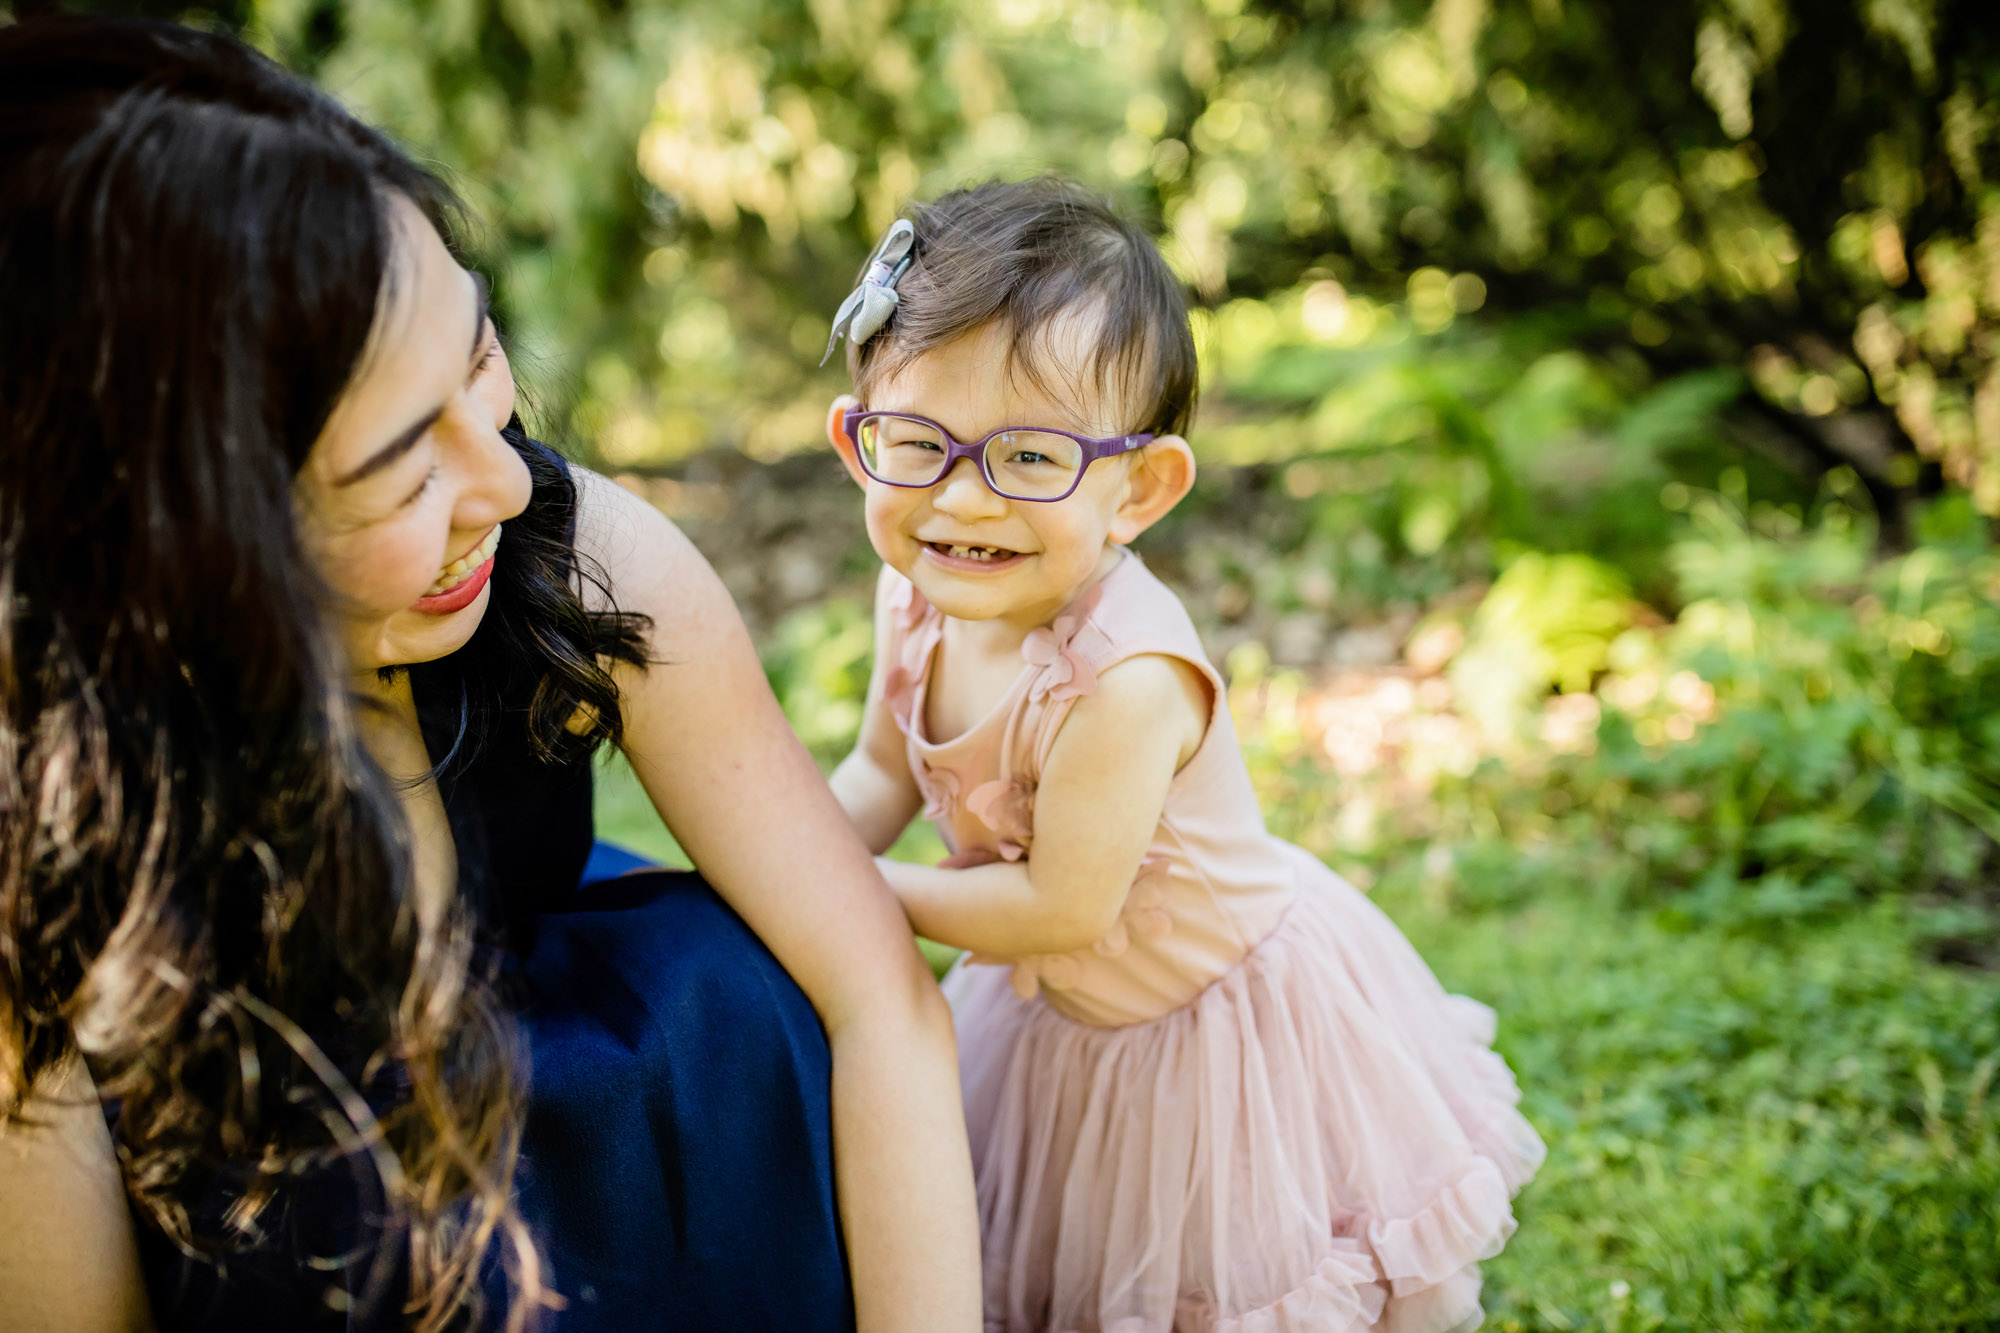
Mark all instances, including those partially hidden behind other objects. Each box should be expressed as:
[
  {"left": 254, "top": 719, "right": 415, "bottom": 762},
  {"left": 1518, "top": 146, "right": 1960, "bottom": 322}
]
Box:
[
  {"left": 829, "top": 568, "right": 925, "bottom": 854},
  {"left": 879, "top": 653, "right": 1209, "bottom": 957}
]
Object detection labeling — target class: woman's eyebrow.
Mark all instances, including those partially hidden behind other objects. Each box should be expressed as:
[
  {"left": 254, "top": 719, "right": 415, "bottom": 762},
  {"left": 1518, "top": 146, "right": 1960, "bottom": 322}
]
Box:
[
  {"left": 335, "top": 406, "right": 443, "bottom": 487},
  {"left": 335, "top": 273, "right": 492, "bottom": 488}
]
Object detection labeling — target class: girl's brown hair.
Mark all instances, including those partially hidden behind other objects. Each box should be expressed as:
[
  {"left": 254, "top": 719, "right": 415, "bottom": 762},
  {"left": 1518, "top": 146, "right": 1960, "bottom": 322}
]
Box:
[{"left": 849, "top": 178, "right": 1199, "bottom": 436}]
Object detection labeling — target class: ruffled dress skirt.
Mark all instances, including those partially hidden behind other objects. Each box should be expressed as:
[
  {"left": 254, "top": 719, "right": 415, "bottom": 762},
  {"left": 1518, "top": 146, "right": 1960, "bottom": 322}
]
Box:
[{"left": 944, "top": 846, "right": 1544, "bottom": 1333}]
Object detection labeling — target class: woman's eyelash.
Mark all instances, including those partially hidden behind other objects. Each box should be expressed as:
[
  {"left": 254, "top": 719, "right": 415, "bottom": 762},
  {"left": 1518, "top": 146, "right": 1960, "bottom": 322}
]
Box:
[
  {"left": 402, "top": 463, "right": 440, "bottom": 508},
  {"left": 390, "top": 333, "right": 494, "bottom": 511}
]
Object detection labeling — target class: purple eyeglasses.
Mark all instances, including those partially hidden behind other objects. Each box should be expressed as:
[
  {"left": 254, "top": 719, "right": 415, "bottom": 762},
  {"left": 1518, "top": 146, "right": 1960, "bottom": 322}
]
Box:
[{"left": 843, "top": 409, "right": 1154, "bottom": 502}]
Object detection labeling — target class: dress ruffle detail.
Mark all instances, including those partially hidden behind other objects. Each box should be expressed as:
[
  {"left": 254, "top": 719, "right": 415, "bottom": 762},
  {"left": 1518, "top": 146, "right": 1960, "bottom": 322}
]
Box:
[
  {"left": 967, "top": 777, "right": 1036, "bottom": 861},
  {"left": 1204, "top": 1243, "right": 1387, "bottom": 1333},
  {"left": 945, "top": 854, "right": 1542, "bottom": 1333},
  {"left": 1368, "top": 1163, "right": 1512, "bottom": 1297},
  {"left": 1023, "top": 580, "right": 1106, "bottom": 703}
]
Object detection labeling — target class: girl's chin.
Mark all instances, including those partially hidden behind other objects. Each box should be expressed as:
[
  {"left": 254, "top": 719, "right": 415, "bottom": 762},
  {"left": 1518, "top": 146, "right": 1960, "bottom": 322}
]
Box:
[{"left": 906, "top": 571, "right": 1083, "bottom": 627}]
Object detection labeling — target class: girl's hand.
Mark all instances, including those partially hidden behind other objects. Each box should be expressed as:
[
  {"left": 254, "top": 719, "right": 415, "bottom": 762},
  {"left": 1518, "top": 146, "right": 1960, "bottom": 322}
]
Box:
[{"left": 571, "top": 468, "right": 980, "bottom": 1333}]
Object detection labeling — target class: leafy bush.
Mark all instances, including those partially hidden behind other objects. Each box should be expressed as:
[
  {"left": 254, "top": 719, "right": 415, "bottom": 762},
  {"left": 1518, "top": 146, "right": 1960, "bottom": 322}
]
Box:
[
  {"left": 1228, "top": 485, "right": 2000, "bottom": 934},
  {"left": 1451, "top": 550, "right": 1637, "bottom": 727},
  {"left": 1596, "top": 492, "right": 2000, "bottom": 924},
  {"left": 113, "top": 0, "right": 1992, "bottom": 542}
]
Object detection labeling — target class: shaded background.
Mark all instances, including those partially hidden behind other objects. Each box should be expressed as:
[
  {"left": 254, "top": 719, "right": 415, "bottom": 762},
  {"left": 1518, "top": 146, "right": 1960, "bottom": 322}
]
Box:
[{"left": 12, "top": 0, "right": 2000, "bottom": 1327}]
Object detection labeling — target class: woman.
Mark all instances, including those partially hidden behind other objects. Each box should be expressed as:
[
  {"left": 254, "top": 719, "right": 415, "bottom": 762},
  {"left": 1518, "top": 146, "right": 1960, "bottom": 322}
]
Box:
[{"left": 0, "top": 16, "right": 979, "bottom": 1332}]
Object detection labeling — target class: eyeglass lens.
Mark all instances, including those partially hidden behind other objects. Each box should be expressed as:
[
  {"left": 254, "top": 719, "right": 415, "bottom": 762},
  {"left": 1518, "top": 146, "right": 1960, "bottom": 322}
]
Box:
[{"left": 857, "top": 416, "right": 1085, "bottom": 499}]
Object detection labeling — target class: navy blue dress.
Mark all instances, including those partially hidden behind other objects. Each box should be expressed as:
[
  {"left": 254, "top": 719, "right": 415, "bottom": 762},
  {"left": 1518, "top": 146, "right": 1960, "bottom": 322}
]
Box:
[
  {"left": 444, "top": 697, "right": 855, "bottom": 1333},
  {"left": 134, "top": 449, "right": 854, "bottom": 1331},
  {"left": 136, "top": 737, "right": 854, "bottom": 1331}
]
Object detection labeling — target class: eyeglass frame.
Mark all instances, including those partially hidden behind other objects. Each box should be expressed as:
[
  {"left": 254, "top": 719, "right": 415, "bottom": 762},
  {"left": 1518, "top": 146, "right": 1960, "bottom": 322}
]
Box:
[{"left": 841, "top": 408, "right": 1156, "bottom": 503}]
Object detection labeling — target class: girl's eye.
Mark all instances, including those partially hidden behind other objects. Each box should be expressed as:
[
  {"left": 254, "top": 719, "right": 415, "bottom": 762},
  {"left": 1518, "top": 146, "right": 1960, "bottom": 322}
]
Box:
[{"left": 1011, "top": 451, "right": 1051, "bottom": 466}]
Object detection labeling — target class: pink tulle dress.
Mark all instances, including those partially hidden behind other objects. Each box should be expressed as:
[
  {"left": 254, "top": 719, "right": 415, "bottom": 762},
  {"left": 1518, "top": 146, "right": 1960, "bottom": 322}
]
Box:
[{"left": 880, "top": 552, "right": 1545, "bottom": 1333}]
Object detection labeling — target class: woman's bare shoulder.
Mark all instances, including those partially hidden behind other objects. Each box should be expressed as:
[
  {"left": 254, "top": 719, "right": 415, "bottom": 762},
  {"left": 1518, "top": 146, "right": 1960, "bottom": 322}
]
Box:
[
  {"left": 568, "top": 465, "right": 721, "bottom": 622},
  {"left": 0, "top": 1058, "right": 151, "bottom": 1332}
]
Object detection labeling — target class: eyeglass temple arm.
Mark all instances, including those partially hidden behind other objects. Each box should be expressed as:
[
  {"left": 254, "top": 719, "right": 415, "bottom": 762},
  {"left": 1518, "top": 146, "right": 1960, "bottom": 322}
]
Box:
[
  {"left": 1094, "top": 433, "right": 1155, "bottom": 459},
  {"left": 841, "top": 411, "right": 1153, "bottom": 456}
]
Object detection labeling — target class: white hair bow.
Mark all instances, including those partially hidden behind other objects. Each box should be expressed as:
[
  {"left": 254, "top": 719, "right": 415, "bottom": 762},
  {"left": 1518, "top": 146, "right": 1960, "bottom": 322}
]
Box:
[{"left": 822, "top": 219, "right": 916, "bottom": 365}]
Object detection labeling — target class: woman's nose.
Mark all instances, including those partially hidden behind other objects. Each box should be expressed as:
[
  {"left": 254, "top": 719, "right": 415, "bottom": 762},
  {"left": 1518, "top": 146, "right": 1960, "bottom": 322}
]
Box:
[
  {"left": 441, "top": 399, "right": 531, "bottom": 526},
  {"left": 930, "top": 456, "right": 1005, "bottom": 517}
]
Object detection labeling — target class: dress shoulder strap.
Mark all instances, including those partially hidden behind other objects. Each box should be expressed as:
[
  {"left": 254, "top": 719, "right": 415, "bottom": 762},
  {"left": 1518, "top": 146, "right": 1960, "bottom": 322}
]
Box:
[
  {"left": 1016, "top": 552, "right": 1225, "bottom": 782},
  {"left": 876, "top": 565, "right": 944, "bottom": 737},
  {"left": 1071, "top": 554, "right": 1216, "bottom": 679}
]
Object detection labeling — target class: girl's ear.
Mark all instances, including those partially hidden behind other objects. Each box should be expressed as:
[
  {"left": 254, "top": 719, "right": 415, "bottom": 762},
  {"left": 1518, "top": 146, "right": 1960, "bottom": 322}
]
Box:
[
  {"left": 1109, "top": 435, "right": 1195, "bottom": 544},
  {"left": 826, "top": 395, "right": 869, "bottom": 490}
]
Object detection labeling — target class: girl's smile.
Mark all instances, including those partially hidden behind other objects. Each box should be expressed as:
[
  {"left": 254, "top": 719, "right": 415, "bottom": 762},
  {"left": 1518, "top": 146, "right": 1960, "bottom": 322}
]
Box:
[
  {"left": 919, "top": 537, "right": 1030, "bottom": 572},
  {"left": 830, "top": 320, "right": 1194, "bottom": 637}
]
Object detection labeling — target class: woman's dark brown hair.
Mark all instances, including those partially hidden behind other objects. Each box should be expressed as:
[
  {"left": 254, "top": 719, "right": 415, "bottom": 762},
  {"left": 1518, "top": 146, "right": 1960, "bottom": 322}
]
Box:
[
  {"left": 849, "top": 178, "right": 1200, "bottom": 437},
  {"left": 0, "top": 16, "right": 643, "bottom": 1328}
]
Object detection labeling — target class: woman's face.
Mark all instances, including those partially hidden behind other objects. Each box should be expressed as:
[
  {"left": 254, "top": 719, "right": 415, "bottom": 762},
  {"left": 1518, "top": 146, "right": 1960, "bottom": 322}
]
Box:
[{"left": 296, "top": 193, "right": 531, "bottom": 674}]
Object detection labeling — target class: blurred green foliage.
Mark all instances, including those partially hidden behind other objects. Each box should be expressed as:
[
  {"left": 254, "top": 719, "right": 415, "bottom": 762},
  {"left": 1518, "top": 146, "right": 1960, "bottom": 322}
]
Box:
[
  {"left": 19, "top": 0, "right": 2000, "bottom": 1322},
  {"left": 762, "top": 594, "right": 874, "bottom": 763},
  {"left": 1614, "top": 492, "right": 2000, "bottom": 924},
  {"left": 1364, "top": 489, "right": 2000, "bottom": 930},
  {"left": 74, "top": 0, "right": 1993, "bottom": 540}
]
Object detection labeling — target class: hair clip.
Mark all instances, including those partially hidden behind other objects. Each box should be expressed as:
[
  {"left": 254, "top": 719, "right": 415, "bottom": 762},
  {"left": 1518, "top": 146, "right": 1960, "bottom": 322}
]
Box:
[{"left": 822, "top": 219, "right": 916, "bottom": 365}]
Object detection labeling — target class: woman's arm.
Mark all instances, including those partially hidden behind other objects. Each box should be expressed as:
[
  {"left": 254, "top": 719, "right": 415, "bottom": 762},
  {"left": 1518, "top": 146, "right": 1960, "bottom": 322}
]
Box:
[
  {"left": 571, "top": 470, "right": 979, "bottom": 1333},
  {"left": 0, "top": 1059, "right": 153, "bottom": 1333},
  {"left": 878, "top": 654, "right": 1210, "bottom": 958},
  {"left": 829, "top": 568, "right": 924, "bottom": 854}
]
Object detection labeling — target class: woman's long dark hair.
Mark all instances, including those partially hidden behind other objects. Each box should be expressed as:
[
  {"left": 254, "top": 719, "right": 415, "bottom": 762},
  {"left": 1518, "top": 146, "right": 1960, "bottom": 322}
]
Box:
[{"left": 0, "top": 16, "right": 645, "bottom": 1328}]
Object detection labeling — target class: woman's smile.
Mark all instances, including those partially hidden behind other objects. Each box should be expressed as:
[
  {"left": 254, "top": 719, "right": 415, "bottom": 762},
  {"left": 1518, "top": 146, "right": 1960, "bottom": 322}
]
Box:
[{"left": 412, "top": 522, "right": 501, "bottom": 614}]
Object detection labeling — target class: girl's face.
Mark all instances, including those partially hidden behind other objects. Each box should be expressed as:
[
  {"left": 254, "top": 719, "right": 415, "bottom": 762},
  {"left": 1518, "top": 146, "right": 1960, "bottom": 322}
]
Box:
[
  {"left": 830, "top": 318, "right": 1192, "bottom": 632},
  {"left": 295, "top": 194, "right": 531, "bottom": 675}
]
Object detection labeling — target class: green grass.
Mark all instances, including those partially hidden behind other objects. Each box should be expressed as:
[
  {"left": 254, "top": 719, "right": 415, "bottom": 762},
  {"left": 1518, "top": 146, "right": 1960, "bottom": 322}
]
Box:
[
  {"left": 592, "top": 746, "right": 2000, "bottom": 1332},
  {"left": 1386, "top": 869, "right": 2000, "bottom": 1331}
]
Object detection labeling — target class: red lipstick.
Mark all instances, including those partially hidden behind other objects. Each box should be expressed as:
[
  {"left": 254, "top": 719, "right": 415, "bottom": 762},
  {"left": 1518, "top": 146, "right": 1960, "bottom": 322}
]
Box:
[{"left": 410, "top": 554, "right": 494, "bottom": 615}]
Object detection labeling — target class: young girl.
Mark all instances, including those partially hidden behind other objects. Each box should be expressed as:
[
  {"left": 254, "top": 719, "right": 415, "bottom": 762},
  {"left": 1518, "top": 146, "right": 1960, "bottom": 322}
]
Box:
[{"left": 825, "top": 179, "right": 1544, "bottom": 1333}]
